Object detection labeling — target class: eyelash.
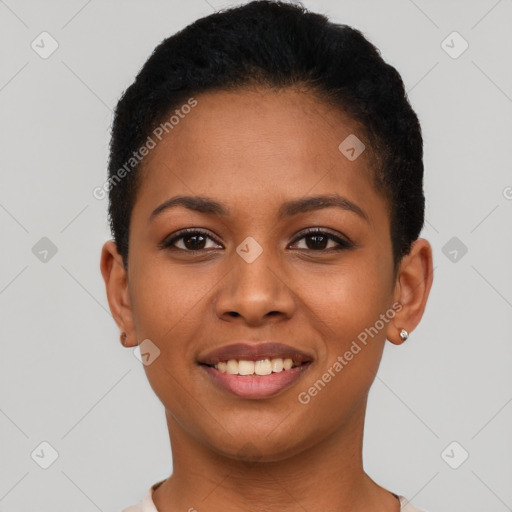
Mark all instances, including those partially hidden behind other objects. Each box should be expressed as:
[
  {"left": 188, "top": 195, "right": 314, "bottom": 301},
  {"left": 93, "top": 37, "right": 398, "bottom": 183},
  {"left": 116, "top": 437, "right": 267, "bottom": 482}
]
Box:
[{"left": 159, "top": 227, "right": 353, "bottom": 253}]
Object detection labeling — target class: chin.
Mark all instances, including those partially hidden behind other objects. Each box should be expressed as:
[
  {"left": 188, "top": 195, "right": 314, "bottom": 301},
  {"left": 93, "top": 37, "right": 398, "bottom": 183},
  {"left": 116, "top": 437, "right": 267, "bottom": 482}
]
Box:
[{"left": 200, "top": 426, "right": 316, "bottom": 464}]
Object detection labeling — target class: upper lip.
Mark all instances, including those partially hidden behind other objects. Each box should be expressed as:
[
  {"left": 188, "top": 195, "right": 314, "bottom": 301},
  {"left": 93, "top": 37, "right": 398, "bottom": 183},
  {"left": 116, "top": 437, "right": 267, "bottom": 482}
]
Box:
[{"left": 198, "top": 342, "right": 314, "bottom": 366}]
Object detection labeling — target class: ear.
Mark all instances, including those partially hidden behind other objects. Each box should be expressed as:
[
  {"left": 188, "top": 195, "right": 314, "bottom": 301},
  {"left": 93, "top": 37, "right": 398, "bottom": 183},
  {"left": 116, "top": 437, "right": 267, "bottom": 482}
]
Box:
[
  {"left": 386, "top": 238, "right": 434, "bottom": 345},
  {"left": 100, "top": 240, "right": 137, "bottom": 347}
]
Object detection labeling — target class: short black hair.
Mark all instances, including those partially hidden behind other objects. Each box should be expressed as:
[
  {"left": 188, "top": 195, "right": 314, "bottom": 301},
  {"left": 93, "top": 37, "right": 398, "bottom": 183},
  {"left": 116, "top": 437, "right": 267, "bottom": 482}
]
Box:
[{"left": 107, "top": 0, "right": 424, "bottom": 271}]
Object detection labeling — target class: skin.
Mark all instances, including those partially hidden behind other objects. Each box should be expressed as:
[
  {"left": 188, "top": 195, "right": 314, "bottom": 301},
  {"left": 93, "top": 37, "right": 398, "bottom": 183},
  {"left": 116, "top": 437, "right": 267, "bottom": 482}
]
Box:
[{"left": 101, "top": 87, "right": 433, "bottom": 512}]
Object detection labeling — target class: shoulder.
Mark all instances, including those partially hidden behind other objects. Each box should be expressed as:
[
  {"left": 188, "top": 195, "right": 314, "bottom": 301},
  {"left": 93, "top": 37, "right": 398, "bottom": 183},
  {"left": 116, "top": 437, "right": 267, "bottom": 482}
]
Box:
[
  {"left": 121, "top": 480, "right": 165, "bottom": 512},
  {"left": 121, "top": 504, "right": 143, "bottom": 512},
  {"left": 398, "top": 495, "right": 432, "bottom": 512},
  {"left": 120, "top": 487, "right": 150, "bottom": 512}
]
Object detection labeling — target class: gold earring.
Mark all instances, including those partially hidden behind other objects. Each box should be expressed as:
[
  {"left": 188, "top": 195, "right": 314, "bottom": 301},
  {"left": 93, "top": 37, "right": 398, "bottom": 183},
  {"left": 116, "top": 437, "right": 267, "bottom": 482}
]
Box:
[{"left": 399, "top": 328, "right": 409, "bottom": 341}]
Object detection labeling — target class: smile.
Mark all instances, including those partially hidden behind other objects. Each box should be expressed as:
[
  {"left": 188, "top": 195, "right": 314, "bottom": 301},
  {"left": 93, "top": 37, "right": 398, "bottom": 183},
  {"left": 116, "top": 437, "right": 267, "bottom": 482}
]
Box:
[
  {"left": 209, "top": 358, "right": 304, "bottom": 375},
  {"left": 198, "top": 342, "right": 313, "bottom": 399}
]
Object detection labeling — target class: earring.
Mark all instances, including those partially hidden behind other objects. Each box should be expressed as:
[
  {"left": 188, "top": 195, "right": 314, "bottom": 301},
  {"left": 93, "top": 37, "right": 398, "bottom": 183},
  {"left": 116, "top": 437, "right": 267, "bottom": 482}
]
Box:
[
  {"left": 399, "top": 328, "right": 409, "bottom": 341},
  {"left": 120, "top": 332, "right": 127, "bottom": 345}
]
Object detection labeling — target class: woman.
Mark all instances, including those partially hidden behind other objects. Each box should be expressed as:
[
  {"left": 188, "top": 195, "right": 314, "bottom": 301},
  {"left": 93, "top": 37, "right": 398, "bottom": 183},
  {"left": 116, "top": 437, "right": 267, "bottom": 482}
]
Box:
[{"left": 100, "top": 1, "right": 434, "bottom": 510}]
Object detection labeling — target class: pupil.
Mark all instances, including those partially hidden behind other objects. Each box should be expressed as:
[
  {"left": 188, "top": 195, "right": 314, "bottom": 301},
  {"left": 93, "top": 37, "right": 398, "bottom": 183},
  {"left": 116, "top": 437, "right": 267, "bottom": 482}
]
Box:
[
  {"left": 308, "top": 234, "right": 327, "bottom": 250},
  {"left": 185, "top": 234, "right": 205, "bottom": 250}
]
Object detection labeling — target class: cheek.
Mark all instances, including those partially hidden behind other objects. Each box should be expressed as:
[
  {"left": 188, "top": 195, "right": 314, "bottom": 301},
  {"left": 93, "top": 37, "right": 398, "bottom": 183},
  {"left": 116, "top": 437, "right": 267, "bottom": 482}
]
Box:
[
  {"left": 129, "top": 255, "right": 213, "bottom": 342},
  {"left": 295, "top": 292, "right": 388, "bottom": 428},
  {"left": 293, "top": 253, "right": 394, "bottom": 400},
  {"left": 295, "top": 256, "right": 393, "bottom": 344},
  {"left": 128, "top": 260, "right": 207, "bottom": 411}
]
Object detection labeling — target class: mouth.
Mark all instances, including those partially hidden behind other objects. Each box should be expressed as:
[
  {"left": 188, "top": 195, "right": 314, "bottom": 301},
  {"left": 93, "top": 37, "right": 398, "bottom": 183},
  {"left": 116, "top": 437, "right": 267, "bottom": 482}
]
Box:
[
  {"left": 198, "top": 342, "right": 313, "bottom": 399},
  {"left": 205, "top": 357, "right": 308, "bottom": 374}
]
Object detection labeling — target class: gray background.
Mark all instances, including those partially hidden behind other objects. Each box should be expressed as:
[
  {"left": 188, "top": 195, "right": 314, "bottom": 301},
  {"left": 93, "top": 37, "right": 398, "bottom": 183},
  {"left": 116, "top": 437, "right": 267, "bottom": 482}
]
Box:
[{"left": 1, "top": 0, "right": 511, "bottom": 511}]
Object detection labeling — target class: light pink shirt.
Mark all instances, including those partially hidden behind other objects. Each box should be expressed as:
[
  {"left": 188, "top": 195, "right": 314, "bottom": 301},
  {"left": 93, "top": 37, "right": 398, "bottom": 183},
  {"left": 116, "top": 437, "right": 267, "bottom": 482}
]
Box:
[{"left": 122, "top": 480, "right": 430, "bottom": 512}]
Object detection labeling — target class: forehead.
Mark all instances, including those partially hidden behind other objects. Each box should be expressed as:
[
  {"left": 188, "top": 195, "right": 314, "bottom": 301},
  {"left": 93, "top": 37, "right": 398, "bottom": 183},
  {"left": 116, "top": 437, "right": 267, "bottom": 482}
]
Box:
[{"left": 134, "top": 87, "right": 387, "bottom": 225}]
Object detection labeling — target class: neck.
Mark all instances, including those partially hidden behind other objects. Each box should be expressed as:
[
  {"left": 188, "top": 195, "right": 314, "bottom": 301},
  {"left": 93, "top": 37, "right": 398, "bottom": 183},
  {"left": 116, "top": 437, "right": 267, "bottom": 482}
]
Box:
[{"left": 152, "top": 404, "right": 400, "bottom": 512}]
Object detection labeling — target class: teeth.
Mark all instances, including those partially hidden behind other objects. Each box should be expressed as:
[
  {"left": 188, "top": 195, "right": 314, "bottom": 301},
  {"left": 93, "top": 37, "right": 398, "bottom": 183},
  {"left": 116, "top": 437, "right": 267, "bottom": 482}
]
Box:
[
  {"left": 238, "top": 360, "right": 255, "bottom": 375},
  {"left": 283, "top": 358, "right": 293, "bottom": 370},
  {"left": 254, "top": 359, "right": 272, "bottom": 375},
  {"left": 272, "top": 358, "right": 284, "bottom": 373},
  {"left": 226, "top": 359, "right": 238, "bottom": 374},
  {"left": 214, "top": 357, "right": 301, "bottom": 375}
]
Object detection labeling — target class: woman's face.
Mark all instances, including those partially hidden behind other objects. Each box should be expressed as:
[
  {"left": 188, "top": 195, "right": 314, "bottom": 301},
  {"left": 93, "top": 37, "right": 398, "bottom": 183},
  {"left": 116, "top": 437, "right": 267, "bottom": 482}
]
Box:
[{"left": 120, "top": 88, "right": 403, "bottom": 460}]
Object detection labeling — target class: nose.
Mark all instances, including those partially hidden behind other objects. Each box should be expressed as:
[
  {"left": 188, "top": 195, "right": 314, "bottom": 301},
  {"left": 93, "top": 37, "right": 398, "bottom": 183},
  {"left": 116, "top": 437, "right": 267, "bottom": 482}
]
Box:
[{"left": 214, "top": 245, "right": 296, "bottom": 326}]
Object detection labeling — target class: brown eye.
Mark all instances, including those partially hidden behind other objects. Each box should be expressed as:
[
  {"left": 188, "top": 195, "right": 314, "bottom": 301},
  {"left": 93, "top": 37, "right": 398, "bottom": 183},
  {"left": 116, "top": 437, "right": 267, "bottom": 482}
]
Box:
[
  {"left": 180, "top": 233, "right": 208, "bottom": 251},
  {"left": 290, "top": 229, "right": 352, "bottom": 251},
  {"left": 161, "top": 229, "right": 222, "bottom": 252}
]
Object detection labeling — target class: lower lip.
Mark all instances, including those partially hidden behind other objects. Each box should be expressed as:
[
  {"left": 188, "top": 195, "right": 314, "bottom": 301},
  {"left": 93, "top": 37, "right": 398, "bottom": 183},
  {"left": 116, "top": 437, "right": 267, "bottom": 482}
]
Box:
[{"left": 200, "top": 363, "right": 311, "bottom": 399}]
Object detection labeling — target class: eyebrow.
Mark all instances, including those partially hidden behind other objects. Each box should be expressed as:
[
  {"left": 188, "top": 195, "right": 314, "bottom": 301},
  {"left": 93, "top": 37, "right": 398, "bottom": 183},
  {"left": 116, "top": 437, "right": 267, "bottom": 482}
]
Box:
[{"left": 149, "top": 193, "right": 368, "bottom": 223}]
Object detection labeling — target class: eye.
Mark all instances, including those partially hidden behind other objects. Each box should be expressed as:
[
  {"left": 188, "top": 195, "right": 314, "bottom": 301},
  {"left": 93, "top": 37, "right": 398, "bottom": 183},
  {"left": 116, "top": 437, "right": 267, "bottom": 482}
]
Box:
[
  {"left": 160, "top": 227, "right": 353, "bottom": 253},
  {"left": 160, "top": 228, "right": 223, "bottom": 252},
  {"left": 289, "top": 228, "right": 353, "bottom": 251}
]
